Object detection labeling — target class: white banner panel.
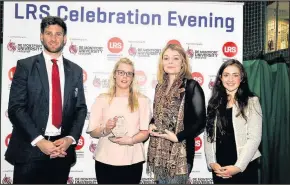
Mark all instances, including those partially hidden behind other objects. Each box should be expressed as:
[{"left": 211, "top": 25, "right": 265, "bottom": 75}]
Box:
[{"left": 1, "top": 1, "right": 243, "bottom": 184}]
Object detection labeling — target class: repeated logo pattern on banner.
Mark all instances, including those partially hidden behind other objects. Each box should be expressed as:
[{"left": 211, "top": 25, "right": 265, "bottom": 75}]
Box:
[{"left": 1, "top": 1, "right": 243, "bottom": 184}]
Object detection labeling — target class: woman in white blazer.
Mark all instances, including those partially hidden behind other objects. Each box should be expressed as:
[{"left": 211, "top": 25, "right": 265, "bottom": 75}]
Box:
[{"left": 204, "top": 59, "right": 262, "bottom": 184}]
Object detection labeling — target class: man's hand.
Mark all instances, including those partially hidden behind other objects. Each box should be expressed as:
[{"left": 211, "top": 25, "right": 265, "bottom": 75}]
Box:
[
  {"left": 50, "top": 137, "right": 73, "bottom": 158},
  {"left": 36, "top": 139, "right": 58, "bottom": 155}
]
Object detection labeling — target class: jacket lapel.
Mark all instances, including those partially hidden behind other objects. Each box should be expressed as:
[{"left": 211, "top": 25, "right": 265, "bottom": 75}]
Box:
[
  {"left": 63, "top": 58, "right": 72, "bottom": 110},
  {"left": 36, "top": 53, "right": 49, "bottom": 102}
]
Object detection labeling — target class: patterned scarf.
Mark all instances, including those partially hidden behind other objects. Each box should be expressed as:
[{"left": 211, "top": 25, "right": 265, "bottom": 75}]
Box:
[{"left": 147, "top": 74, "right": 188, "bottom": 180}]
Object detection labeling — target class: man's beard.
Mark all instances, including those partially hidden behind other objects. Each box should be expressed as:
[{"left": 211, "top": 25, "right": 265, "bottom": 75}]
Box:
[{"left": 42, "top": 41, "right": 65, "bottom": 53}]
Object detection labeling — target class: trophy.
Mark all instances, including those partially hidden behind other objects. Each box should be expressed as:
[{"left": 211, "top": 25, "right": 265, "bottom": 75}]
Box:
[{"left": 109, "top": 116, "right": 128, "bottom": 139}]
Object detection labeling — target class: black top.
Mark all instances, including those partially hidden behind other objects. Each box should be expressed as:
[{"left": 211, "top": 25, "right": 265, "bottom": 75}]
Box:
[{"left": 216, "top": 107, "right": 238, "bottom": 165}]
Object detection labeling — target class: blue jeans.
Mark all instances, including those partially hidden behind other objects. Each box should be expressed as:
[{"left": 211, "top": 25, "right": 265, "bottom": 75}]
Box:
[{"left": 156, "top": 164, "right": 192, "bottom": 184}]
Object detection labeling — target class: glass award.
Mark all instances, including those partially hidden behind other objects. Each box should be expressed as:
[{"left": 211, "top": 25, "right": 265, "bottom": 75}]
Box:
[{"left": 109, "top": 116, "right": 127, "bottom": 139}]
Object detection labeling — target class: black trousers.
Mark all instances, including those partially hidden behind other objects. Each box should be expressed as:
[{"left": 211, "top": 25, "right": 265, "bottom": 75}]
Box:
[
  {"left": 13, "top": 157, "right": 72, "bottom": 184},
  {"left": 95, "top": 160, "right": 144, "bottom": 184},
  {"left": 212, "top": 159, "right": 259, "bottom": 184}
]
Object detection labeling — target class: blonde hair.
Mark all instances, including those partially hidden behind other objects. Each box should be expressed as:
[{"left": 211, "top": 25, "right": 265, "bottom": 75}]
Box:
[
  {"left": 157, "top": 44, "right": 192, "bottom": 84},
  {"left": 107, "top": 57, "right": 139, "bottom": 112}
]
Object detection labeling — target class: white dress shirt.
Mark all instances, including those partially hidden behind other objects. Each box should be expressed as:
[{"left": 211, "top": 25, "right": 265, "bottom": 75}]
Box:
[{"left": 31, "top": 51, "right": 76, "bottom": 146}]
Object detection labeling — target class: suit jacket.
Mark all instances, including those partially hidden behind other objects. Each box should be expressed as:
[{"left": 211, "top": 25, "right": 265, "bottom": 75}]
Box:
[
  {"left": 5, "top": 53, "right": 87, "bottom": 165},
  {"left": 204, "top": 96, "right": 262, "bottom": 172}
]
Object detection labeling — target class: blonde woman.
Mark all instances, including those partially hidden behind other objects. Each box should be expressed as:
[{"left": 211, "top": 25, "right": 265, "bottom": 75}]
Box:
[
  {"left": 86, "top": 58, "right": 152, "bottom": 184},
  {"left": 147, "top": 44, "right": 206, "bottom": 184}
]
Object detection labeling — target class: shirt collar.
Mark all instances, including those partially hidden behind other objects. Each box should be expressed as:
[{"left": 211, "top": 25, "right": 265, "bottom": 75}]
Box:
[{"left": 42, "top": 51, "right": 63, "bottom": 64}]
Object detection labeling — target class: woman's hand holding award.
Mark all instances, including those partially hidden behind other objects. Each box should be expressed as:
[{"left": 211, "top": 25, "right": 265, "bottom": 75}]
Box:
[{"left": 108, "top": 116, "right": 128, "bottom": 141}]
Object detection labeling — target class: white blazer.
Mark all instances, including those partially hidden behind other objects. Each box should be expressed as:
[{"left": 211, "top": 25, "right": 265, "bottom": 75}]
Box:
[{"left": 204, "top": 96, "right": 262, "bottom": 172}]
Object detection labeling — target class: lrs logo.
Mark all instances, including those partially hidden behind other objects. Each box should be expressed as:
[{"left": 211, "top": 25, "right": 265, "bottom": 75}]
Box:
[
  {"left": 192, "top": 72, "right": 204, "bottom": 86},
  {"left": 8, "top": 67, "right": 16, "bottom": 81},
  {"left": 167, "top": 39, "right": 181, "bottom": 46},
  {"left": 222, "top": 42, "right": 237, "bottom": 57},
  {"left": 82, "top": 70, "right": 87, "bottom": 83},
  {"left": 75, "top": 136, "right": 85, "bottom": 150},
  {"left": 107, "top": 37, "right": 123, "bottom": 53},
  {"left": 135, "top": 70, "right": 147, "bottom": 86},
  {"left": 195, "top": 136, "right": 202, "bottom": 151},
  {"left": 5, "top": 134, "right": 12, "bottom": 147}
]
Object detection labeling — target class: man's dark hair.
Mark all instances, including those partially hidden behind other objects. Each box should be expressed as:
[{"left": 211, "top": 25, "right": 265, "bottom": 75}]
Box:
[{"left": 41, "top": 16, "right": 67, "bottom": 35}]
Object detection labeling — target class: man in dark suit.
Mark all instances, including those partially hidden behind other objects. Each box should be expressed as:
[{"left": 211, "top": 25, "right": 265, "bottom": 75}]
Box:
[{"left": 6, "top": 16, "right": 87, "bottom": 184}]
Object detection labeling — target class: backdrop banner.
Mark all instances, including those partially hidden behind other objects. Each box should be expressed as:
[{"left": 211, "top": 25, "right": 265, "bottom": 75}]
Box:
[{"left": 1, "top": 1, "right": 243, "bottom": 184}]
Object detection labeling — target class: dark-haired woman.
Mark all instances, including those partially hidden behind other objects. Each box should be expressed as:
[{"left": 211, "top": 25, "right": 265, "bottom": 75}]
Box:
[{"left": 204, "top": 59, "right": 262, "bottom": 184}]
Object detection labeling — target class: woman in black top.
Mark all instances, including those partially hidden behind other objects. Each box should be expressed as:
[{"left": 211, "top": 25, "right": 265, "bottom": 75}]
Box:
[
  {"left": 205, "top": 59, "right": 262, "bottom": 184},
  {"left": 146, "top": 44, "right": 206, "bottom": 184}
]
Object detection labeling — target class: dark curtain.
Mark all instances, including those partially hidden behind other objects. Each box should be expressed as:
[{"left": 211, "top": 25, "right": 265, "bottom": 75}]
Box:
[{"left": 244, "top": 59, "right": 290, "bottom": 183}]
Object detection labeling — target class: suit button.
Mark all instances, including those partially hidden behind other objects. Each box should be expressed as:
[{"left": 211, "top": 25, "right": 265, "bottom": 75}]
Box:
[{"left": 42, "top": 128, "right": 45, "bottom": 131}]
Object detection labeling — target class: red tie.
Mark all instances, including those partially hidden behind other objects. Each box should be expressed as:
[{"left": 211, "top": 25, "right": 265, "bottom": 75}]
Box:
[{"left": 51, "top": 59, "right": 62, "bottom": 129}]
